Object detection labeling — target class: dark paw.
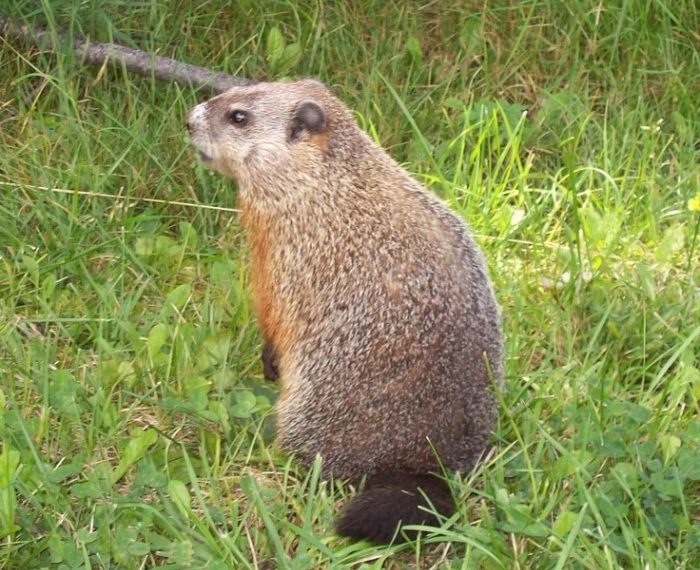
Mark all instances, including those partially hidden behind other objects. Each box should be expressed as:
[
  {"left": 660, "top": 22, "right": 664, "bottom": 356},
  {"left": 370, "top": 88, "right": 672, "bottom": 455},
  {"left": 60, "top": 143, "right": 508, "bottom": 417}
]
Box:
[{"left": 262, "top": 343, "right": 280, "bottom": 381}]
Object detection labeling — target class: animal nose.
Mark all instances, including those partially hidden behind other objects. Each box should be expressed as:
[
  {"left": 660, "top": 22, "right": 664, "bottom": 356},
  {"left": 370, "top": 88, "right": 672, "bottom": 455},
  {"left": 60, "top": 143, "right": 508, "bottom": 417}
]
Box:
[{"left": 185, "top": 108, "right": 197, "bottom": 134}]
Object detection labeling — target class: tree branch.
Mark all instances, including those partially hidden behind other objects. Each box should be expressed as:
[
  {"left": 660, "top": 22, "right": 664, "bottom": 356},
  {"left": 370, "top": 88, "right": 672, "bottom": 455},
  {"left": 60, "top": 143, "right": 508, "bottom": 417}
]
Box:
[{"left": 0, "top": 15, "right": 254, "bottom": 94}]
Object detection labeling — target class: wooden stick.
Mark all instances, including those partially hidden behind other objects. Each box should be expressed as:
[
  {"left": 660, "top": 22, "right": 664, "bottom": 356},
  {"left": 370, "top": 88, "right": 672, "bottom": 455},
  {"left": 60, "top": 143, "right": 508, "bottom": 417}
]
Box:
[{"left": 0, "top": 16, "right": 254, "bottom": 93}]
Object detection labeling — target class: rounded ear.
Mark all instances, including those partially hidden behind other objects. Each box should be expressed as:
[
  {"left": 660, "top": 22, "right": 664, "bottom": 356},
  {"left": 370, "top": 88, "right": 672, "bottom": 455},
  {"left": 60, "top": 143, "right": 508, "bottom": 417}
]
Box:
[{"left": 290, "top": 101, "right": 326, "bottom": 140}]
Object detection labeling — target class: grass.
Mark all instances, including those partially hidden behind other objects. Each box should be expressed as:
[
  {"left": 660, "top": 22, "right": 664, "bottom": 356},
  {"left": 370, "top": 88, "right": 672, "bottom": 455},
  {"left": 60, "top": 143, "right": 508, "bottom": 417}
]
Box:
[{"left": 0, "top": 0, "right": 698, "bottom": 567}]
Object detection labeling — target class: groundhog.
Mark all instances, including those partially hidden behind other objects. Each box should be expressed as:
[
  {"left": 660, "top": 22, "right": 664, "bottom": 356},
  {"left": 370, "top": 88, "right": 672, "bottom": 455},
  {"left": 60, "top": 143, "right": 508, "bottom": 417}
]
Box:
[{"left": 186, "top": 79, "right": 503, "bottom": 544}]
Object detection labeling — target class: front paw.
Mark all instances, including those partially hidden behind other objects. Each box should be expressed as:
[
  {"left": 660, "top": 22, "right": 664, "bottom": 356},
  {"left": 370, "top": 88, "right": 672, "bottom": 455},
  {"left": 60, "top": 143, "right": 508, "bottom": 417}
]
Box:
[{"left": 262, "top": 343, "right": 280, "bottom": 381}]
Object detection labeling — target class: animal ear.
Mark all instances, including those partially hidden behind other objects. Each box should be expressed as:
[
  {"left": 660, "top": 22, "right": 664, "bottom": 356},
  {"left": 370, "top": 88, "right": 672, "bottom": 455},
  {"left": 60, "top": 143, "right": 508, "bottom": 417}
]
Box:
[{"left": 290, "top": 101, "right": 326, "bottom": 140}]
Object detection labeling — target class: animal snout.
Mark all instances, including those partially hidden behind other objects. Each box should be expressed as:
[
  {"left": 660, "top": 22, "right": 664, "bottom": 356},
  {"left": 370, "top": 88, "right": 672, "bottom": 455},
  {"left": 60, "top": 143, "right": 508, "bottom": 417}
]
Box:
[{"left": 186, "top": 104, "right": 207, "bottom": 135}]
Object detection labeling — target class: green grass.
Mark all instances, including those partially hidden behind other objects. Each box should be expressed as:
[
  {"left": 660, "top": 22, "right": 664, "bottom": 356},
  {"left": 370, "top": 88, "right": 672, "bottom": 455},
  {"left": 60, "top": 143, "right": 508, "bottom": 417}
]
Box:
[{"left": 1, "top": 0, "right": 698, "bottom": 567}]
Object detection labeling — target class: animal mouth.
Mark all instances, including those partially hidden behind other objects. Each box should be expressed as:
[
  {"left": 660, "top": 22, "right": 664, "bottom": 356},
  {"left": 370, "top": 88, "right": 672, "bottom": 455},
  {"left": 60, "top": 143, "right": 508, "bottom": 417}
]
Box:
[{"left": 198, "top": 150, "right": 212, "bottom": 162}]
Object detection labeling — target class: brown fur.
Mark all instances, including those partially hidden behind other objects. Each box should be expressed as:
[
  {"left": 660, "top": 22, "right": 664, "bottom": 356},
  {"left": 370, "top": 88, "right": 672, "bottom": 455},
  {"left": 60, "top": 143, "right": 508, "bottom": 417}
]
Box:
[{"left": 186, "top": 79, "right": 503, "bottom": 543}]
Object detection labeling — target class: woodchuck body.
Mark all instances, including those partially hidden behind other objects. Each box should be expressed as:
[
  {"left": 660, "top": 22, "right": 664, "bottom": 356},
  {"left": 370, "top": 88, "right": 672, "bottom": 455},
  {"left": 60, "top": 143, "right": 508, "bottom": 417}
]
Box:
[{"left": 186, "top": 79, "right": 503, "bottom": 544}]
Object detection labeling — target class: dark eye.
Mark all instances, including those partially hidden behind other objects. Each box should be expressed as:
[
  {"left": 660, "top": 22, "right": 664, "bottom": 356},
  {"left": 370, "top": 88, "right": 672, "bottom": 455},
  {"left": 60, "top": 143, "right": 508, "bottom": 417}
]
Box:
[{"left": 228, "top": 110, "right": 248, "bottom": 126}]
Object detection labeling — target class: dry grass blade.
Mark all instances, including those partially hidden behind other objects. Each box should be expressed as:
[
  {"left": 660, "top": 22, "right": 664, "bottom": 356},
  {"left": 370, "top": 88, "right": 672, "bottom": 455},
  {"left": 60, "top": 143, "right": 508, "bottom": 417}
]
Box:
[{"left": 0, "top": 180, "right": 241, "bottom": 213}]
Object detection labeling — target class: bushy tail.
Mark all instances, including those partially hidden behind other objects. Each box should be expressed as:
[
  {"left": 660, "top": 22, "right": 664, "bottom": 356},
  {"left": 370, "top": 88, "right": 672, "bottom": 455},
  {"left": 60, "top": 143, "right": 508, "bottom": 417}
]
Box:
[{"left": 336, "top": 471, "right": 455, "bottom": 544}]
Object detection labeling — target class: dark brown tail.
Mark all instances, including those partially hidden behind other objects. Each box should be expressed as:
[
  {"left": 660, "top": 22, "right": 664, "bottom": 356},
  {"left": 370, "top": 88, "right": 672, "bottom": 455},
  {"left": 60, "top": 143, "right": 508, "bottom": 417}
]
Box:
[{"left": 336, "top": 471, "right": 455, "bottom": 544}]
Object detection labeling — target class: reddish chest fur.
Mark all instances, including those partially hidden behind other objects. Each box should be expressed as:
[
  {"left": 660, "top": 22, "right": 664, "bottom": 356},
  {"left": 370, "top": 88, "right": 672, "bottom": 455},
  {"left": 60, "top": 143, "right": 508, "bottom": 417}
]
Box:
[{"left": 243, "top": 211, "right": 292, "bottom": 375}]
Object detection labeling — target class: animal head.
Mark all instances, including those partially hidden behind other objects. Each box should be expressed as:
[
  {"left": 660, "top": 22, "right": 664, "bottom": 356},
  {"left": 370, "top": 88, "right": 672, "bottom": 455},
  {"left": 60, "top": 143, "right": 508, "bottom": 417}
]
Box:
[{"left": 186, "top": 80, "right": 351, "bottom": 202}]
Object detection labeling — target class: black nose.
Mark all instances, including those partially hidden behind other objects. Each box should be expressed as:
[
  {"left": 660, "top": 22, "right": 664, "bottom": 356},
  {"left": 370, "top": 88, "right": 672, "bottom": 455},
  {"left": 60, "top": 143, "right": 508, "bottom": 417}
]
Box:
[{"left": 186, "top": 120, "right": 193, "bottom": 134}]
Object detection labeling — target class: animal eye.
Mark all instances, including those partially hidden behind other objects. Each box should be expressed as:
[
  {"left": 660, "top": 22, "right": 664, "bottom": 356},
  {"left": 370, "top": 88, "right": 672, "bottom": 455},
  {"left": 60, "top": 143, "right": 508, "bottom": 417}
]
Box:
[{"left": 228, "top": 110, "right": 248, "bottom": 126}]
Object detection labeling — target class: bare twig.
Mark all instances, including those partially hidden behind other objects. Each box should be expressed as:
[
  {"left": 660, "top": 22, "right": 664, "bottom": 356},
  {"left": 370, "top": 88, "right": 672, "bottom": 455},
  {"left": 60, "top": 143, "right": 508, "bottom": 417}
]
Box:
[{"left": 0, "top": 15, "right": 253, "bottom": 93}]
